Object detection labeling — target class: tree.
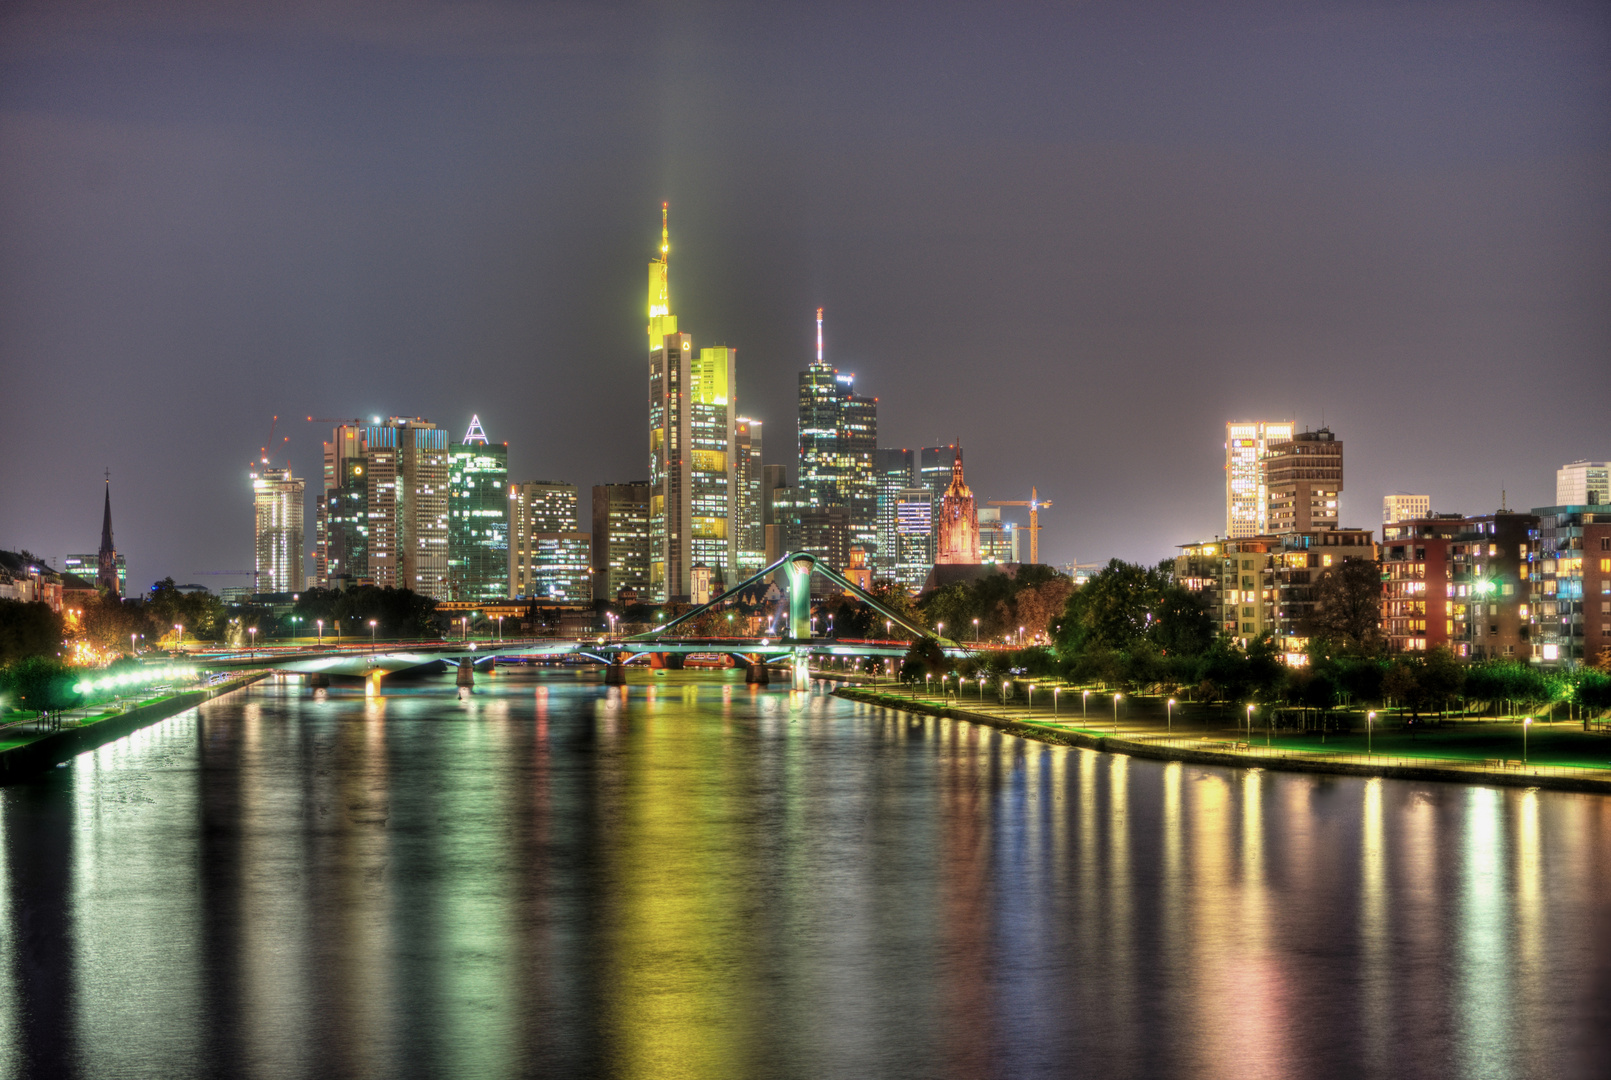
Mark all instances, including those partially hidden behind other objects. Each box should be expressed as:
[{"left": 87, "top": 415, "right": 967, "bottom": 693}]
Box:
[
  {"left": 1, "top": 655, "right": 80, "bottom": 713},
  {"left": 1301, "top": 559, "right": 1383, "bottom": 653},
  {"left": 901, "top": 635, "right": 948, "bottom": 682},
  {"left": 0, "top": 600, "right": 62, "bottom": 664},
  {"left": 147, "top": 578, "right": 226, "bottom": 642},
  {"left": 78, "top": 594, "right": 153, "bottom": 654}
]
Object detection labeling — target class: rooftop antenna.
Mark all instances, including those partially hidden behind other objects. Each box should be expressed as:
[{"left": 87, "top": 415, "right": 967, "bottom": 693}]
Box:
[
  {"left": 1501, "top": 488, "right": 1507, "bottom": 512},
  {"left": 463, "top": 414, "right": 489, "bottom": 445},
  {"left": 816, "top": 307, "right": 823, "bottom": 364}
]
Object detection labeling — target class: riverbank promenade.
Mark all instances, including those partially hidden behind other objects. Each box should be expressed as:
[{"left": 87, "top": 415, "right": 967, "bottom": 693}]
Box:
[{"left": 834, "top": 680, "right": 1611, "bottom": 795}]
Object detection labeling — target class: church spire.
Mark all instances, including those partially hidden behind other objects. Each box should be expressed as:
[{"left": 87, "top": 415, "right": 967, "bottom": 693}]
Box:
[{"left": 98, "top": 473, "right": 120, "bottom": 597}]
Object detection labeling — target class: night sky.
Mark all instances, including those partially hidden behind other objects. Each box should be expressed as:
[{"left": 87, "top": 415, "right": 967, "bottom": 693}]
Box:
[{"left": 2, "top": 1, "right": 1608, "bottom": 590}]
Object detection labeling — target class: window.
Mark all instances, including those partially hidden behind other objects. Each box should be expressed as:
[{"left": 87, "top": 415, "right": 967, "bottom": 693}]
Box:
[
  {"left": 1602, "top": 537, "right": 1611, "bottom": 551},
  {"left": 1601, "top": 558, "right": 1611, "bottom": 573}
]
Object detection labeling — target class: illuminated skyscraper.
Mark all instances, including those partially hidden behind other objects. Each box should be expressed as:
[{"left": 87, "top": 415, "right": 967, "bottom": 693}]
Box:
[
  {"left": 797, "top": 309, "right": 877, "bottom": 567},
  {"left": 874, "top": 448, "right": 915, "bottom": 578},
  {"left": 509, "top": 481, "right": 591, "bottom": 601},
  {"left": 592, "top": 483, "right": 651, "bottom": 601},
  {"left": 252, "top": 463, "right": 305, "bottom": 593},
  {"left": 1263, "top": 428, "right": 1343, "bottom": 534},
  {"left": 447, "top": 415, "right": 509, "bottom": 601},
  {"left": 734, "top": 417, "right": 765, "bottom": 576},
  {"left": 645, "top": 205, "right": 739, "bottom": 601},
  {"left": 316, "top": 417, "right": 449, "bottom": 598},
  {"left": 1225, "top": 420, "right": 1294, "bottom": 538},
  {"left": 894, "top": 486, "right": 935, "bottom": 591}
]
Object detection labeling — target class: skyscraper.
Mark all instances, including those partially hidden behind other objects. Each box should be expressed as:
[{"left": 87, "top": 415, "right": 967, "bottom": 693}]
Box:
[
  {"left": 734, "top": 417, "right": 765, "bottom": 576},
  {"left": 96, "top": 476, "right": 121, "bottom": 597},
  {"left": 1263, "top": 428, "right": 1343, "bottom": 534},
  {"left": 894, "top": 486, "right": 935, "bottom": 591},
  {"left": 251, "top": 463, "right": 305, "bottom": 593},
  {"left": 797, "top": 309, "right": 877, "bottom": 569},
  {"left": 935, "top": 449, "right": 980, "bottom": 565},
  {"left": 510, "top": 481, "right": 591, "bottom": 601},
  {"left": 316, "top": 417, "right": 449, "bottom": 598},
  {"left": 645, "top": 205, "right": 740, "bottom": 601},
  {"left": 447, "top": 415, "right": 510, "bottom": 601},
  {"left": 592, "top": 482, "right": 651, "bottom": 601},
  {"left": 874, "top": 448, "right": 915, "bottom": 579},
  {"left": 1225, "top": 420, "right": 1295, "bottom": 538}
]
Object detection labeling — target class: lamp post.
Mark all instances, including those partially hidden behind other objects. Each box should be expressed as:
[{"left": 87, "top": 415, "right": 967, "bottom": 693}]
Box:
[
  {"left": 1523, "top": 716, "right": 1532, "bottom": 764},
  {"left": 498, "top": 615, "right": 504, "bottom": 642},
  {"left": 973, "top": 618, "right": 979, "bottom": 642},
  {"left": 1367, "top": 710, "right": 1376, "bottom": 756},
  {"left": 1167, "top": 697, "right": 1176, "bottom": 735},
  {"left": 1246, "top": 703, "right": 1254, "bottom": 741},
  {"left": 369, "top": 620, "right": 378, "bottom": 653},
  {"left": 248, "top": 627, "right": 256, "bottom": 658},
  {"left": 1018, "top": 626, "right": 1025, "bottom": 646},
  {"left": 1113, "top": 692, "right": 1121, "bottom": 735},
  {"left": 1053, "top": 686, "right": 1061, "bottom": 718},
  {"left": 316, "top": 619, "right": 323, "bottom": 646},
  {"left": 1028, "top": 684, "right": 1036, "bottom": 717},
  {"left": 1083, "top": 689, "right": 1090, "bottom": 719},
  {"left": 130, "top": 632, "right": 137, "bottom": 658},
  {"left": 885, "top": 619, "right": 892, "bottom": 640},
  {"left": 174, "top": 623, "right": 184, "bottom": 650},
  {"left": 978, "top": 676, "right": 985, "bottom": 701}
]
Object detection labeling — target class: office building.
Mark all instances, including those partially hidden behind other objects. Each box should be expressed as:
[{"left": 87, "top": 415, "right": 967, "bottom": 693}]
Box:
[
  {"left": 765, "top": 484, "right": 801, "bottom": 565},
  {"left": 918, "top": 445, "right": 959, "bottom": 502},
  {"left": 1263, "top": 428, "right": 1343, "bottom": 534},
  {"left": 978, "top": 507, "right": 1020, "bottom": 565},
  {"left": 734, "top": 417, "right": 765, "bottom": 576},
  {"left": 447, "top": 416, "right": 510, "bottom": 602},
  {"left": 1225, "top": 420, "right": 1295, "bottom": 538},
  {"left": 874, "top": 448, "right": 915, "bottom": 578},
  {"left": 1383, "top": 494, "right": 1431, "bottom": 526},
  {"left": 1528, "top": 506, "right": 1611, "bottom": 667},
  {"left": 894, "top": 487, "right": 935, "bottom": 592},
  {"left": 1381, "top": 513, "right": 1534, "bottom": 658},
  {"left": 1556, "top": 462, "right": 1610, "bottom": 507},
  {"left": 797, "top": 309, "right": 877, "bottom": 568},
  {"left": 935, "top": 449, "right": 981, "bottom": 565},
  {"left": 64, "top": 553, "right": 125, "bottom": 596},
  {"left": 592, "top": 482, "right": 652, "bottom": 601},
  {"left": 645, "top": 206, "right": 739, "bottom": 601},
  {"left": 252, "top": 463, "right": 305, "bottom": 594},
  {"left": 316, "top": 417, "right": 449, "bottom": 598},
  {"left": 510, "top": 481, "right": 591, "bottom": 602}
]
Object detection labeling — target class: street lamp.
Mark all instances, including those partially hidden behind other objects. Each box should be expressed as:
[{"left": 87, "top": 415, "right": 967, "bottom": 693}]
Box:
[
  {"left": 1367, "top": 710, "right": 1376, "bottom": 756},
  {"left": 1523, "top": 716, "right": 1532, "bottom": 764},
  {"left": 1053, "top": 686, "right": 1061, "bottom": 717},
  {"left": 973, "top": 618, "right": 980, "bottom": 642},
  {"left": 316, "top": 619, "right": 323, "bottom": 646},
  {"left": 174, "top": 623, "right": 184, "bottom": 649},
  {"left": 1018, "top": 625, "right": 1025, "bottom": 646},
  {"left": 1167, "top": 697, "right": 1176, "bottom": 735},
  {"left": 1028, "top": 684, "right": 1036, "bottom": 715},
  {"left": 1113, "top": 692, "right": 1121, "bottom": 735},
  {"left": 131, "top": 632, "right": 137, "bottom": 657},
  {"left": 498, "top": 615, "right": 504, "bottom": 642},
  {"left": 248, "top": 627, "right": 256, "bottom": 657},
  {"left": 1083, "top": 689, "right": 1090, "bottom": 719},
  {"left": 978, "top": 676, "right": 985, "bottom": 701},
  {"left": 369, "top": 620, "right": 378, "bottom": 653},
  {"left": 936, "top": 622, "right": 944, "bottom": 639}
]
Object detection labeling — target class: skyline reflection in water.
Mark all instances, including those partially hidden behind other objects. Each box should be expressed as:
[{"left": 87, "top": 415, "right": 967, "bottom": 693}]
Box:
[{"left": 2, "top": 670, "right": 1609, "bottom": 1079}]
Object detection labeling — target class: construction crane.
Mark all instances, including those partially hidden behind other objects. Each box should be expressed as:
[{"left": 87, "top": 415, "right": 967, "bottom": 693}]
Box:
[{"left": 987, "top": 488, "right": 1053, "bottom": 565}]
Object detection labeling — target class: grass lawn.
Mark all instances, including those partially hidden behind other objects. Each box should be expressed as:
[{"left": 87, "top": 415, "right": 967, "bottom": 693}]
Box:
[{"left": 1261, "top": 722, "right": 1611, "bottom": 770}]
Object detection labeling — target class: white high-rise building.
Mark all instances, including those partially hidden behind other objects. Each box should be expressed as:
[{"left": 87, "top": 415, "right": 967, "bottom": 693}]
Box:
[
  {"left": 1225, "top": 420, "right": 1294, "bottom": 538},
  {"left": 1556, "top": 461, "right": 1610, "bottom": 506},
  {"left": 510, "top": 481, "right": 591, "bottom": 601},
  {"left": 252, "top": 464, "right": 305, "bottom": 593},
  {"left": 1383, "top": 494, "right": 1431, "bottom": 525}
]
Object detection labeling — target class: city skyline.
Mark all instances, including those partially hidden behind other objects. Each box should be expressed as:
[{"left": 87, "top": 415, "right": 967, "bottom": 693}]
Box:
[{"left": 1, "top": 2, "right": 1607, "bottom": 591}]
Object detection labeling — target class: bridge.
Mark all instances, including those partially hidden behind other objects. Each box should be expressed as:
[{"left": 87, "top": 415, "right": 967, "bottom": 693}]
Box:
[{"left": 177, "top": 553, "right": 969, "bottom": 691}]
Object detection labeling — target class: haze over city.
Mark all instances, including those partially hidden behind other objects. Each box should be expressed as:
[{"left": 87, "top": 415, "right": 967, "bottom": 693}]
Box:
[{"left": 2, "top": 1, "right": 1607, "bottom": 588}]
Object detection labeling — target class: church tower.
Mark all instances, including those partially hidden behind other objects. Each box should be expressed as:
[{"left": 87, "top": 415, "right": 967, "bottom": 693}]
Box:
[
  {"left": 935, "top": 448, "right": 980, "bottom": 565},
  {"left": 97, "top": 475, "right": 121, "bottom": 597}
]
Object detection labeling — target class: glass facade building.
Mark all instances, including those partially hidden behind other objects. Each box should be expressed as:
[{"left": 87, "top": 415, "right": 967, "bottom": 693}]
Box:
[
  {"left": 252, "top": 464, "right": 305, "bottom": 594},
  {"left": 510, "top": 481, "right": 591, "bottom": 602},
  {"left": 797, "top": 310, "right": 877, "bottom": 568},
  {"left": 592, "top": 482, "right": 652, "bottom": 601},
  {"left": 447, "top": 416, "right": 510, "bottom": 602}
]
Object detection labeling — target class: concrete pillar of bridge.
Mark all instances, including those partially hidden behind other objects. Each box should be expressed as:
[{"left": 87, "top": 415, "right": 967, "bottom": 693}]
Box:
[
  {"left": 604, "top": 663, "right": 627, "bottom": 685},
  {"left": 456, "top": 658, "right": 475, "bottom": 688},
  {"left": 305, "top": 673, "right": 330, "bottom": 690},
  {"left": 366, "top": 671, "right": 383, "bottom": 696},
  {"left": 745, "top": 656, "right": 769, "bottom": 685},
  {"left": 791, "top": 646, "right": 811, "bottom": 691},
  {"left": 786, "top": 554, "right": 815, "bottom": 641},
  {"left": 657, "top": 652, "right": 684, "bottom": 670}
]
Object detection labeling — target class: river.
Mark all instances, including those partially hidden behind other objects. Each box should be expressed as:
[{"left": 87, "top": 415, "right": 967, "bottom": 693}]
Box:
[{"left": 1, "top": 669, "right": 1607, "bottom": 1079}]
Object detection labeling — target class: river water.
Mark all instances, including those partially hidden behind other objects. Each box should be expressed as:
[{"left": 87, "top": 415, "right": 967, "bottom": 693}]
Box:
[{"left": 1, "top": 670, "right": 1608, "bottom": 1079}]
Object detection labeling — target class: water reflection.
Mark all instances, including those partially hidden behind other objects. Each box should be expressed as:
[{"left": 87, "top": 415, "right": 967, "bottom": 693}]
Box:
[{"left": 0, "top": 671, "right": 1607, "bottom": 1080}]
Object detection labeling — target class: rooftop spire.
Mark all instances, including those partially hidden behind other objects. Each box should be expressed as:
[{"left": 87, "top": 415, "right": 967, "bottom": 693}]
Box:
[
  {"left": 648, "top": 203, "right": 672, "bottom": 321},
  {"left": 98, "top": 472, "right": 120, "bottom": 597},
  {"left": 463, "top": 414, "right": 488, "bottom": 445},
  {"left": 816, "top": 307, "right": 823, "bottom": 364},
  {"left": 661, "top": 201, "right": 669, "bottom": 259}
]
